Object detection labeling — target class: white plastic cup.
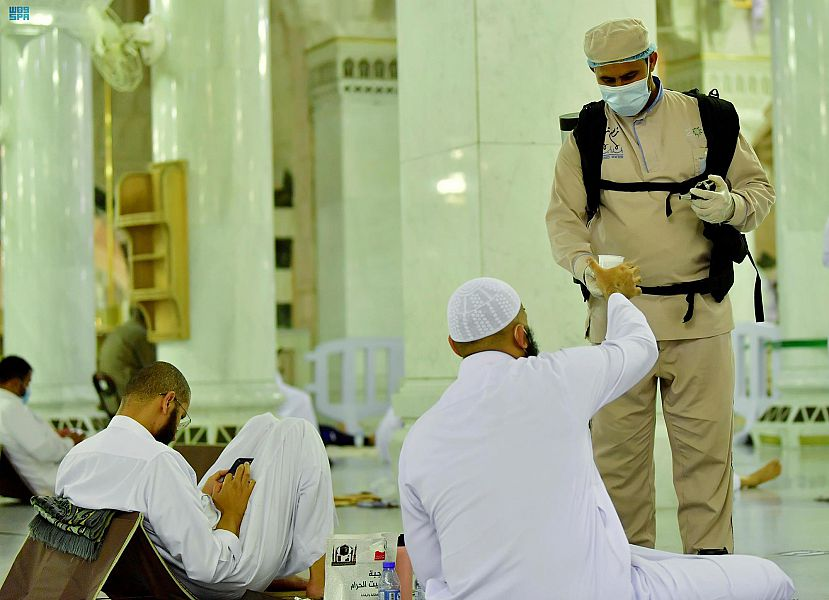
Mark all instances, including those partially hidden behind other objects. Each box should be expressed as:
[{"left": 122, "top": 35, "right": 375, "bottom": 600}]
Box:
[{"left": 598, "top": 254, "right": 625, "bottom": 269}]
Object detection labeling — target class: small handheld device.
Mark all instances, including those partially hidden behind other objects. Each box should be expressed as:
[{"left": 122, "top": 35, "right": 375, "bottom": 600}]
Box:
[
  {"left": 219, "top": 457, "right": 254, "bottom": 482},
  {"left": 681, "top": 178, "right": 717, "bottom": 201}
]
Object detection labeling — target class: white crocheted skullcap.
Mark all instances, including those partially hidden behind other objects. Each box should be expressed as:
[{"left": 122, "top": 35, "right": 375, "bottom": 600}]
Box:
[{"left": 447, "top": 277, "right": 522, "bottom": 343}]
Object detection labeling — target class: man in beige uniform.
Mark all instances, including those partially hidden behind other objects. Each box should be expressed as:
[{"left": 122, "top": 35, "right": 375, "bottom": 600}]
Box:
[
  {"left": 99, "top": 308, "right": 157, "bottom": 398},
  {"left": 546, "top": 19, "right": 773, "bottom": 554}
]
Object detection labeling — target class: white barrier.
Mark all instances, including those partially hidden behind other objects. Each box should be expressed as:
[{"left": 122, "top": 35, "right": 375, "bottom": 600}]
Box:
[
  {"left": 732, "top": 322, "right": 781, "bottom": 444},
  {"left": 305, "top": 338, "right": 404, "bottom": 445}
]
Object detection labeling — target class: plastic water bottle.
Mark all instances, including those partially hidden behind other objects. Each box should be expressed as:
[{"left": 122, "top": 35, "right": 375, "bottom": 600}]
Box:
[
  {"left": 377, "top": 561, "right": 401, "bottom": 600},
  {"left": 413, "top": 578, "right": 426, "bottom": 600}
]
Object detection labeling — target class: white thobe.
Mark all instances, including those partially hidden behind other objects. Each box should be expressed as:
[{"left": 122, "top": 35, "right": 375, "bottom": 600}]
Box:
[
  {"left": 56, "top": 413, "right": 336, "bottom": 600},
  {"left": 0, "top": 388, "right": 73, "bottom": 495},
  {"left": 399, "top": 294, "right": 794, "bottom": 600}
]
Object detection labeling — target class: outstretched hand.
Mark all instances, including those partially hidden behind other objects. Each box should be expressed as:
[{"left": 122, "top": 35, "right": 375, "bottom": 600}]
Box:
[{"left": 587, "top": 258, "right": 643, "bottom": 299}]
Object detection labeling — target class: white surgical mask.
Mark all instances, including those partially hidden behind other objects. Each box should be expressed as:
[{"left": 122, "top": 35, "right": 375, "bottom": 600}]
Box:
[{"left": 599, "top": 76, "right": 651, "bottom": 117}]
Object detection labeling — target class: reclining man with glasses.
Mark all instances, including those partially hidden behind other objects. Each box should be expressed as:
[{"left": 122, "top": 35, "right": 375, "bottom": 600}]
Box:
[{"left": 56, "top": 361, "right": 335, "bottom": 600}]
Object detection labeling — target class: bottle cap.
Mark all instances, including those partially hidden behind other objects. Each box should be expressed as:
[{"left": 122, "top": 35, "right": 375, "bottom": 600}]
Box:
[{"left": 383, "top": 561, "right": 396, "bottom": 569}]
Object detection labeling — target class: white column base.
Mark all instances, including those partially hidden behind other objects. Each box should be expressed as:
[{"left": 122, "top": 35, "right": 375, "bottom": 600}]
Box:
[
  {"left": 30, "top": 387, "right": 103, "bottom": 435},
  {"left": 752, "top": 348, "right": 829, "bottom": 447}
]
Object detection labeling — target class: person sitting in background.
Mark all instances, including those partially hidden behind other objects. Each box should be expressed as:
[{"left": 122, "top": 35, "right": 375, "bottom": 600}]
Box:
[
  {"left": 57, "top": 361, "right": 335, "bottom": 599},
  {"left": 98, "top": 307, "right": 157, "bottom": 398},
  {"left": 0, "top": 356, "right": 84, "bottom": 495}
]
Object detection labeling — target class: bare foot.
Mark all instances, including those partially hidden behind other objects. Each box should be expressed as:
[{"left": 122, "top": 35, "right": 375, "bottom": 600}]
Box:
[
  {"left": 740, "top": 459, "right": 782, "bottom": 489},
  {"left": 307, "top": 554, "right": 326, "bottom": 599},
  {"left": 306, "top": 581, "right": 325, "bottom": 599},
  {"left": 267, "top": 576, "right": 308, "bottom": 591}
]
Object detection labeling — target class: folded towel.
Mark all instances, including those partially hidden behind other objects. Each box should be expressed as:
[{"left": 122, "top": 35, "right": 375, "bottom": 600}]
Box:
[{"left": 28, "top": 496, "right": 118, "bottom": 561}]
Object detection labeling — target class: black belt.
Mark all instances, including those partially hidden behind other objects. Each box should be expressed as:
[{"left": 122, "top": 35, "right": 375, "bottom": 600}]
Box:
[
  {"left": 639, "top": 279, "right": 712, "bottom": 323},
  {"left": 639, "top": 262, "right": 764, "bottom": 324}
]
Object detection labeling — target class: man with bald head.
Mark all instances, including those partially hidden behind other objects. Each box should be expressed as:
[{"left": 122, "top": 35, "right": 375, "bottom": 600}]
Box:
[
  {"left": 56, "top": 361, "right": 334, "bottom": 599},
  {"left": 547, "top": 18, "right": 774, "bottom": 555},
  {"left": 398, "top": 277, "right": 793, "bottom": 599}
]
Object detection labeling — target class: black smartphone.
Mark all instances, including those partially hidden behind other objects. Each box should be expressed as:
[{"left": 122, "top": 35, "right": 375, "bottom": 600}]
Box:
[
  {"left": 218, "top": 457, "right": 254, "bottom": 482},
  {"left": 689, "top": 179, "right": 717, "bottom": 200}
]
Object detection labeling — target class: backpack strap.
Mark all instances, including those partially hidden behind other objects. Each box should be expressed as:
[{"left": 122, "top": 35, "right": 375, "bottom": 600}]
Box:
[
  {"left": 683, "top": 88, "right": 739, "bottom": 176},
  {"left": 686, "top": 88, "right": 764, "bottom": 322},
  {"left": 572, "top": 101, "right": 607, "bottom": 223}
]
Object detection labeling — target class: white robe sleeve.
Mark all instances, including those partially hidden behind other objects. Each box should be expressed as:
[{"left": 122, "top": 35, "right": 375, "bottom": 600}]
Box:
[
  {"left": 5, "top": 403, "right": 73, "bottom": 463},
  {"left": 140, "top": 453, "right": 243, "bottom": 584},
  {"left": 398, "top": 453, "right": 443, "bottom": 586},
  {"left": 553, "top": 293, "right": 658, "bottom": 422}
]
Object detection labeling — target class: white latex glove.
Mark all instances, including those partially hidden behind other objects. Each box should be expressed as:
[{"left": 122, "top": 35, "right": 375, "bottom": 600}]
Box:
[
  {"left": 689, "top": 174, "right": 735, "bottom": 224},
  {"left": 582, "top": 264, "right": 604, "bottom": 298}
]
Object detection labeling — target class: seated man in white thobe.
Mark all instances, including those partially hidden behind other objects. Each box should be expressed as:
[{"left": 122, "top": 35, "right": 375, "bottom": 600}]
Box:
[
  {"left": 56, "top": 361, "right": 335, "bottom": 600},
  {"left": 0, "top": 355, "right": 84, "bottom": 495},
  {"left": 398, "top": 276, "right": 795, "bottom": 600}
]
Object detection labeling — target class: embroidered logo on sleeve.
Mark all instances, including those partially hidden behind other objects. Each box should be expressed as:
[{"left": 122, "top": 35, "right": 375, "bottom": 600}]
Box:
[{"left": 603, "top": 126, "right": 624, "bottom": 159}]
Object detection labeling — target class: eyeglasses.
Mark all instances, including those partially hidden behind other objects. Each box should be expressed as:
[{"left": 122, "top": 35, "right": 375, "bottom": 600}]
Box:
[{"left": 159, "top": 393, "right": 191, "bottom": 430}]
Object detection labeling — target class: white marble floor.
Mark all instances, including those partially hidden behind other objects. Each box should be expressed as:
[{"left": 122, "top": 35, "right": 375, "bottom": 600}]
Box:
[{"left": 0, "top": 443, "right": 827, "bottom": 598}]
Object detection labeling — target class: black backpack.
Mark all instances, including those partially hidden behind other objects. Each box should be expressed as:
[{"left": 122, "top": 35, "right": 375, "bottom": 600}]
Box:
[{"left": 570, "top": 88, "right": 763, "bottom": 323}]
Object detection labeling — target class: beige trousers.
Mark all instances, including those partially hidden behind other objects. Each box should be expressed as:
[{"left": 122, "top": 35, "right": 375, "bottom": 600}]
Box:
[{"left": 592, "top": 333, "right": 735, "bottom": 554}]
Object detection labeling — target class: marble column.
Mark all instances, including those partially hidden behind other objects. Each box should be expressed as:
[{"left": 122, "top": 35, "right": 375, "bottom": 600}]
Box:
[
  {"left": 769, "top": 0, "right": 829, "bottom": 437},
  {"left": 150, "top": 0, "right": 279, "bottom": 427},
  {"left": 0, "top": 27, "right": 98, "bottom": 419},
  {"left": 390, "top": 1, "right": 657, "bottom": 467},
  {"left": 308, "top": 38, "right": 402, "bottom": 342}
]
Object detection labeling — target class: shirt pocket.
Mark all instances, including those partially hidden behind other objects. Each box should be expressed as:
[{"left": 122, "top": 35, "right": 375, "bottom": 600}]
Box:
[{"left": 693, "top": 147, "right": 708, "bottom": 176}]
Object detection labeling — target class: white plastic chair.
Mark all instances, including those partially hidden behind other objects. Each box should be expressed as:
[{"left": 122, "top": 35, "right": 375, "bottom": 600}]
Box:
[
  {"left": 732, "top": 322, "right": 781, "bottom": 443},
  {"left": 305, "top": 338, "right": 404, "bottom": 445}
]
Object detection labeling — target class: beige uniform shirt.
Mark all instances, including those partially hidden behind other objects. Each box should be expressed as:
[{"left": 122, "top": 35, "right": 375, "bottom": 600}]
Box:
[{"left": 547, "top": 83, "right": 774, "bottom": 342}]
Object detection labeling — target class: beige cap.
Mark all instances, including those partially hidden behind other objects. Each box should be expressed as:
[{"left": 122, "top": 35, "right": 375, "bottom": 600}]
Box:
[{"left": 584, "top": 18, "right": 655, "bottom": 68}]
